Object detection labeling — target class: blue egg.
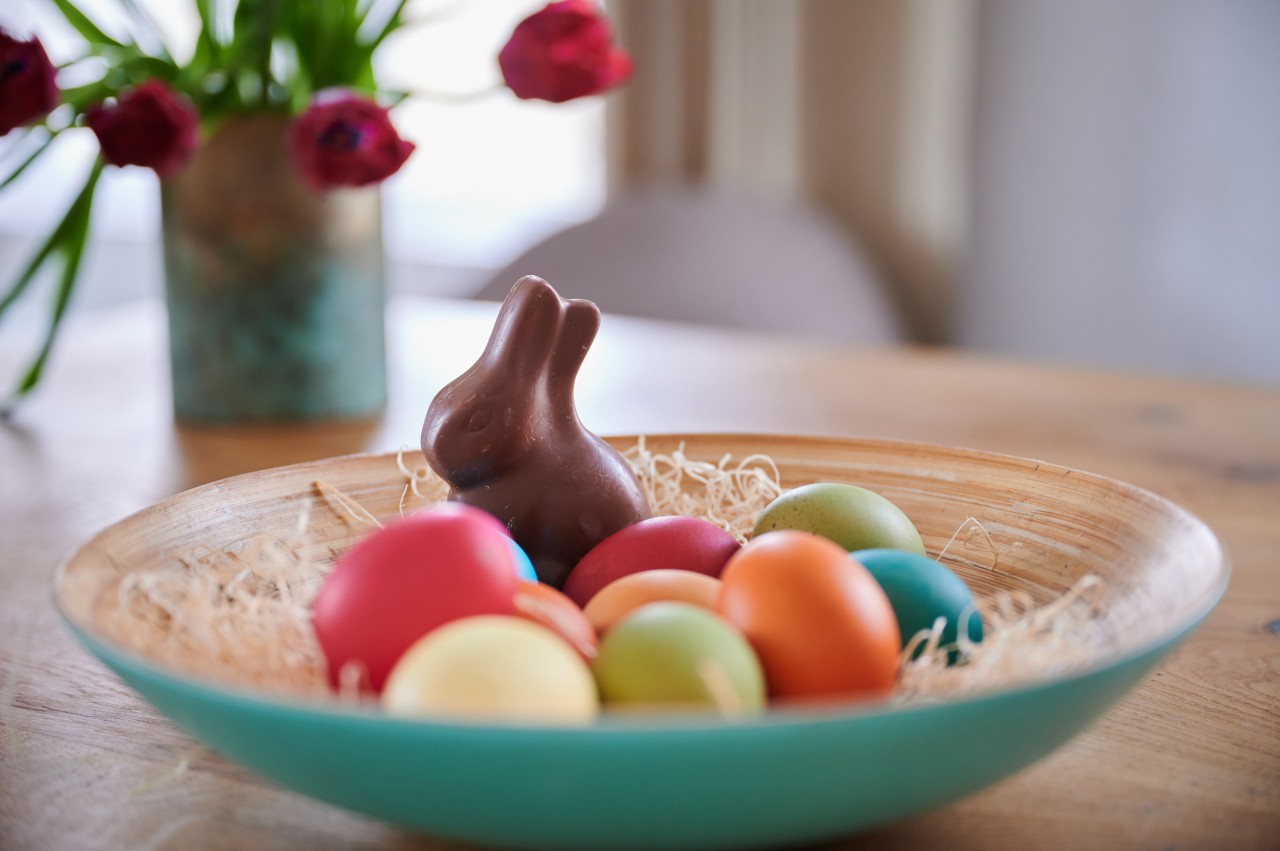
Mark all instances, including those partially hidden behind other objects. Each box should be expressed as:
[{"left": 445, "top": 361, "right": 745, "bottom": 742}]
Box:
[
  {"left": 851, "top": 548, "right": 983, "bottom": 665},
  {"left": 506, "top": 538, "right": 539, "bottom": 582}
]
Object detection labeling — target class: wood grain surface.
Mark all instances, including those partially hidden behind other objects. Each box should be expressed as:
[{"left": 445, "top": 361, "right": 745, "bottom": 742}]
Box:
[{"left": 2, "top": 297, "right": 1278, "bottom": 850}]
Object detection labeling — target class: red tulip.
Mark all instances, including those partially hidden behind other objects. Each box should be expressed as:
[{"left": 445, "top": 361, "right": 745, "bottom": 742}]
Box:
[
  {"left": 499, "top": 1, "right": 632, "bottom": 104},
  {"left": 86, "top": 80, "right": 199, "bottom": 178},
  {"left": 0, "top": 29, "right": 59, "bottom": 136},
  {"left": 290, "top": 89, "right": 415, "bottom": 190}
]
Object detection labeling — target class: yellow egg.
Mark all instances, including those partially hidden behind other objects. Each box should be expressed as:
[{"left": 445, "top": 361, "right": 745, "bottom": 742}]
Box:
[{"left": 382, "top": 616, "right": 598, "bottom": 725}]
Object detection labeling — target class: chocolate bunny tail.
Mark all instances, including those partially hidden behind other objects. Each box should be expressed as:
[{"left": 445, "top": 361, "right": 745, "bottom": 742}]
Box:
[{"left": 420, "top": 276, "right": 650, "bottom": 586}]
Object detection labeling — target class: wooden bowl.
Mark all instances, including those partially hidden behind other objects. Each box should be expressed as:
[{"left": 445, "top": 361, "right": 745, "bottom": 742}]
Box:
[{"left": 55, "top": 434, "right": 1227, "bottom": 850}]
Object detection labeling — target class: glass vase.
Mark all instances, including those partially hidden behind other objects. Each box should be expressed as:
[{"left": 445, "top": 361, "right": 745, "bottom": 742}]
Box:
[{"left": 160, "top": 113, "right": 387, "bottom": 423}]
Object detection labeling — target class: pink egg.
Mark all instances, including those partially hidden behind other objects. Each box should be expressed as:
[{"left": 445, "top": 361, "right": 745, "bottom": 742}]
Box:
[
  {"left": 312, "top": 503, "right": 518, "bottom": 694},
  {"left": 561, "top": 515, "right": 741, "bottom": 607}
]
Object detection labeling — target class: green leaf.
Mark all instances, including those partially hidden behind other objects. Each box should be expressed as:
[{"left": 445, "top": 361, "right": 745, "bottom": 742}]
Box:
[
  {"left": 55, "top": 54, "right": 97, "bottom": 72},
  {"left": 0, "top": 159, "right": 103, "bottom": 317},
  {"left": 0, "top": 172, "right": 91, "bottom": 319},
  {"left": 192, "top": 0, "right": 222, "bottom": 67},
  {"left": 0, "top": 232, "right": 61, "bottom": 320},
  {"left": 0, "top": 130, "right": 59, "bottom": 191},
  {"left": 59, "top": 80, "right": 117, "bottom": 112},
  {"left": 116, "top": 0, "right": 175, "bottom": 62},
  {"left": 226, "top": 0, "right": 287, "bottom": 108},
  {"left": 120, "top": 54, "right": 181, "bottom": 86},
  {"left": 359, "top": 0, "right": 409, "bottom": 51},
  {"left": 8, "top": 160, "right": 105, "bottom": 398},
  {"left": 283, "top": 2, "right": 321, "bottom": 87},
  {"left": 49, "top": 0, "right": 128, "bottom": 49},
  {"left": 351, "top": 60, "right": 377, "bottom": 92},
  {"left": 380, "top": 88, "right": 410, "bottom": 107},
  {"left": 310, "top": 0, "right": 365, "bottom": 89}
]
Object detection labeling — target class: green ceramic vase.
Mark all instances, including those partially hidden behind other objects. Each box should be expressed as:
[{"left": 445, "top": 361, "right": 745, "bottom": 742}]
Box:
[{"left": 161, "top": 113, "right": 387, "bottom": 423}]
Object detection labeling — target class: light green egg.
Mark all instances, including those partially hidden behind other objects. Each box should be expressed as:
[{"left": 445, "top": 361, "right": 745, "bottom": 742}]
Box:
[
  {"left": 592, "top": 602, "right": 765, "bottom": 714},
  {"left": 752, "top": 482, "right": 925, "bottom": 555}
]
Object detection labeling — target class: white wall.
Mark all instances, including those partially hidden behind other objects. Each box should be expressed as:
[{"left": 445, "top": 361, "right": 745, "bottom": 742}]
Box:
[{"left": 960, "top": 0, "right": 1280, "bottom": 387}]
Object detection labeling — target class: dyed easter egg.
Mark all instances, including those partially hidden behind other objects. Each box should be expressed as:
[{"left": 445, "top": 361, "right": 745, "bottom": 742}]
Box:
[
  {"left": 752, "top": 483, "right": 924, "bottom": 555},
  {"left": 717, "top": 531, "right": 901, "bottom": 701},
  {"left": 852, "top": 548, "right": 983, "bottom": 664},
  {"left": 312, "top": 503, "right": 518, "bottom": 693},
  {"left": 507, "top": 538, "right": 539, "bottom": 582},
  {"left": 383, "top": 616, "right": 598, "bottom": 725},
  {"left": 592, "top": 602, "right": 765, "bottom": 715},
  {"left": 562, "top": 515, "right": 740, "bottom": 607},
  {"left": 513, "top": 579, "right": 599, "bottom": 659},
  {"left": 583, "top": 569, "right": 721, "bottom": 635}
]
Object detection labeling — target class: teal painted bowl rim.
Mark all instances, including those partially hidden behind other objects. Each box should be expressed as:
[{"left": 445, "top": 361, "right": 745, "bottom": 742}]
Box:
[{"left": 52, "top": 432, "right": 1232, "bottom": 736}]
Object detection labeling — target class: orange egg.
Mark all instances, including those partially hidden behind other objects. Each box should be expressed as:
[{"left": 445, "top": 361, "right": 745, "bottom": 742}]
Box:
[
  {"left": 716, "top": 531, "right": 900, "bottom": 702},
  {"left": 583, "top": 570, "right": 722, "bottom": 634},
  {"left": 513, "top": 580, "right": 598, "bottom": 659}
]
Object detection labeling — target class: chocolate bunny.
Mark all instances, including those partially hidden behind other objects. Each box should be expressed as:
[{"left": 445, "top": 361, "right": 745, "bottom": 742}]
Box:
[{"left": 421, "top": 276, "right": 651, "bottom": 587}]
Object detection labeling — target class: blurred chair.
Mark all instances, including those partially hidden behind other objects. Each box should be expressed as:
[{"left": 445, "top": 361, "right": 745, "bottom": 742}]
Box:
[{"left": 474, "top": 187, "right": 904, "bottom": 344}]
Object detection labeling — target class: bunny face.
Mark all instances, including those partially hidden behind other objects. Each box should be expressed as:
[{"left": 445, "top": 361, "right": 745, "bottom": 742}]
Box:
[
  {"left": 421, "top": 379, "right": 534, "bottom": 489},
  {"left": 421, "top": 277, "right": 563, "bottom": 487}
]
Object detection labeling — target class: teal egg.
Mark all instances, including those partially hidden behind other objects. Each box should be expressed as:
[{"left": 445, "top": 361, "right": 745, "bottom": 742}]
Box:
[
  {"left": 851, "top": 548, "right": 983, "bottom": 664},
  {"left": 506, "top": 538, "right": 539, "bottom": 582},
  {"left": 753, "top": 482, "right": 925, "bottom": 555}
]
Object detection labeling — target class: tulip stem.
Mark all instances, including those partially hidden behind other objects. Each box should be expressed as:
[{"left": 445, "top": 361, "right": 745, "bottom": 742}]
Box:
[
  {"left": 1, "top": 158, "right": 105, "bottom": 409},
  {"left": 396, "top": 1, "right": 467, "bottom": 32},
  {"left": 116, "top": 0, "right": 174, "bottom": 63},
  {"left": 390, "top": 83, "right": 505, "bottom": 105},
  {"left": 0, "top": 129, "right": 62, "bottom": 190},
  {"left": 48, "top": 0, "right": 127, "bottom": 50}
]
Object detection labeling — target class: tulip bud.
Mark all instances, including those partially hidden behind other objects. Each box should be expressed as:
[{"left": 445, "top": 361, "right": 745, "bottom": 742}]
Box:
[
  {"left": 499, "top": 1, "right": 632, "bottom": 104},
  {"left": 86, "top": 80, "right": 199, "bottom": 178},
  {"left": 289, "top": 89, "right": 415, "bottom": 190},
  {"left": 0, "top": 29, "right": 59, "bottom": 136}
]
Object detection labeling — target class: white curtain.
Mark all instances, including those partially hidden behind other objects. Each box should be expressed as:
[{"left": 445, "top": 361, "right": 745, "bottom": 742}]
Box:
[
  {"left": 960, "top": 0, "right": 1280, "bottom": 386},
  {"left": 606, "top": 0, "right": 976, "bottom": 343},
  {"left": 607, "top": 0, "right": 1280, "bottom": 385}
]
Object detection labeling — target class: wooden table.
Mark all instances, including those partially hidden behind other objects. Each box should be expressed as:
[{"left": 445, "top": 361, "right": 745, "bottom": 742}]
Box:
[{"left": 2, "top": 297, "right": 1277, "bottom": 850}]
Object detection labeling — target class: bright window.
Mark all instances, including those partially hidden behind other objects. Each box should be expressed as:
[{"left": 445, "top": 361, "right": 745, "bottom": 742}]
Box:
[{"left": 0, "top": 0, "right": 607, "bottom": 301}]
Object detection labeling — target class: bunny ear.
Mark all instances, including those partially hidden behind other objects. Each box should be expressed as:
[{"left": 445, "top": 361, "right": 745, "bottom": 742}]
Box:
[
  {"left": 482, "top": 276, "right": 563, "bottom": 378},
  {"left": 546, "top": 297, "right": 601, "bottom": 407}
]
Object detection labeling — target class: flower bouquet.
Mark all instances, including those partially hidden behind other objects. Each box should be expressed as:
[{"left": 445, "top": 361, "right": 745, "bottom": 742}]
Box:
[{"left": 0, "top": 0, "right": 630, "bottom": 418}]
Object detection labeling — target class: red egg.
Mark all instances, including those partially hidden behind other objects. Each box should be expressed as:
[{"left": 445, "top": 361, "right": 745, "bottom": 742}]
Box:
[
  {"left": 561, "top": 515, "right": 741, "bottom": 607},
  {"left": 312, "top": 503, "right": 518, "bottom": 693}
]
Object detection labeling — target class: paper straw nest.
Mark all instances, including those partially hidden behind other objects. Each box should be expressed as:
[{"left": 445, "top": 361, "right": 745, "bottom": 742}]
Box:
[{"left": 99, "top": 439, "right": 1116, "bottom": 707}]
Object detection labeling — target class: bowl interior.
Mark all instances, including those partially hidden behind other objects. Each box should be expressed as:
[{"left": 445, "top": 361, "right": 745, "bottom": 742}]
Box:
[
  {"left": 58, "top": 433, "right": 1224, "bottom": 695},
  {"left": 53, "top": 434, "right": 1229, "bottom": 849}
]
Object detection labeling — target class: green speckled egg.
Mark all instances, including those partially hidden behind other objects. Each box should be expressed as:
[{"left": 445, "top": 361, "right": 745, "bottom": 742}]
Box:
[
  {"left": 851, "top": 548, "right": 984, "bottom": 664},
  {"left": 592, "top": 602, "right": 766, "bottom": 713},
  {"left": 752, "top": 483, "right": 925, "bottom": 555}
]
